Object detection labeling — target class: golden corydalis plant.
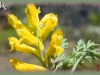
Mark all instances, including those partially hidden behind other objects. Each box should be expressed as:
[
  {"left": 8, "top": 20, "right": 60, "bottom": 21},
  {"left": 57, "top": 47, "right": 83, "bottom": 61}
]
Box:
[
  {"left": 8, "top": 3, "right": 100, "bottom": 73},
  {"left": 8, "top": 3, "right": 63, "bottom": 72}
]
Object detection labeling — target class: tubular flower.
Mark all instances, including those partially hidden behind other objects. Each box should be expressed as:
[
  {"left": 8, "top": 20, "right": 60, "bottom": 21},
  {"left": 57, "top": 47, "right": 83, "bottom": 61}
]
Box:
[
  {"left": 7, "top": 14, "right": 27, "bottom": 30},
  {"left": 40, "top": 13, "right": 57, "bottom": 26},
  {"left": 39, "top": 13, "right": 58, "bottom": 41},
  {"left": 45, "top": 29, "right": 63, "bottom": 64},
  {"left": 25, "top": 4, "right": 41, "bottom": 34},
  {"left": 10, "top": 58, "right": 47, "bottom": 72},
  {"left": 8, "top": 37, "right": 39, "bottom": 57},
  {"left": 8, "top": 14, "right": 44, "bottom": 50}
]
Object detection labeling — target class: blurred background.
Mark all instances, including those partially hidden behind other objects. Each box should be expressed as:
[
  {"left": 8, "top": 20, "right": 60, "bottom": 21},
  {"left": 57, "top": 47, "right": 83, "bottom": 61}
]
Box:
[{"left": 0, "top": 3, "right": 100, "bottom": 72}]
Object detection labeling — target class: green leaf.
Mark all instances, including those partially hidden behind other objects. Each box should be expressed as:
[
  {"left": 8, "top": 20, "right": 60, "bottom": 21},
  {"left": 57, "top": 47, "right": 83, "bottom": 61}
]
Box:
[
  {"left": 54, "top": 53, "right": 58, "bottom": 58},
  {"left": 87, "top": 40, "right": 99, "bottom": 48},
  {"left": 62, "top": 39, "right": 100, "bottom": 73},
  {"left": 75, "top": 52, "right": 83, "bottom": 57},
  {"left": 61, "top": 38, "right": 68, "bottom": 49},
  {"left": 55, "top": 54, "right": 66, "bottom": 63},
  {"left": 73, "top": 48, "right": 76, "bottom": 53},
  {"left": 77, "top": 39, "right": 84, "bottom": 46},
  {"left": 54, "top": 62, "right": 63, "bottom": 71}
]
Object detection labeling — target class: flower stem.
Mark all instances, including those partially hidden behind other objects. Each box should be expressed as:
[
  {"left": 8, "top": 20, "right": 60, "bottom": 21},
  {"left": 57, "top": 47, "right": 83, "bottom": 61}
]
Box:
[
  {"left": 71, "top": 52, "right": 87, "bottom": 73},
  {"left": 36, "top": 28, "right": 46, "bottom": 68},
  {"left": 38, "top": 42, "right": 46, "bottom": 68}
]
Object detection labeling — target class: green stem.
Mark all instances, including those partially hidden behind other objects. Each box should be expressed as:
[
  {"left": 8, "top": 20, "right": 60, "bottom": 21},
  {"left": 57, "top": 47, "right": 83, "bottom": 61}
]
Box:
[
  {"left": 35, "top": 28, "right": 46, "bottom": 68},
  {"left": 48, "top": 58, "right": 51, "bottom": 68},
  {"left": 31, "top": 53, "right": 43, "bottom": 66},
  {"left": 38, "top": 42, "right": 46, "bottom": 68},
  {"left": 71, "top": 52, "right": 87, "bottom": 73}
]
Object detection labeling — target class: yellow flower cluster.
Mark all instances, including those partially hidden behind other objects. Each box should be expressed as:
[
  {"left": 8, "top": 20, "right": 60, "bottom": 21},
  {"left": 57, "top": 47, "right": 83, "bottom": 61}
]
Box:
[{"left": 8, "top": 3, "right": 63, "bottom": 72}]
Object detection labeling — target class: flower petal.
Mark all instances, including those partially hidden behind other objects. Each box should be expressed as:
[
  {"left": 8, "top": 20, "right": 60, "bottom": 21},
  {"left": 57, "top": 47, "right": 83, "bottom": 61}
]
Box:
[
  {"left": 39, "top": 13, "right": 58, "bottom": 41},
  {"left": 7, "top": 14, "right": 27, "bottom": 30},
  {"left": 40, "top": 13, "right": 57, "bottom": 25},
  {"left": 8, "top": 37, "right": 40, "bottom": 57},
  {"left": 10, "top": 58, "right": 47, "bottom": 72},
  {"left": 45, "top": 29, "right": 63, "bottom": 64},
  {"left": 51, "top": 29, "right": 63, "bottom": 46},
  {"left": 25, "top": 4, "right": 40, "bottom": 33},
  {"left": 54, "top": 45, "right": 64, "bottom": 56},
  {"left": 17, "top": 29, "right": 44, "bottom": 50}
]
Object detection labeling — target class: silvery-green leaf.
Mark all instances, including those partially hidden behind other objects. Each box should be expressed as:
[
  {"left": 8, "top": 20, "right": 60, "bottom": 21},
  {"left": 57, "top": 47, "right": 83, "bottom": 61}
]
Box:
[
  {"left": 85, "top": 56, "right": 92, "bottom": 59},
  {"left": 61, "top": 38, "right": 68, "bottom": 49},
  {"left": 77, "top": 39, "right": 83, "bottom": 46},
  {"left": 73, "top": 48, "right": 76, "bottom": 53},
  {"left": 54, "top": 53, "right": 58, "bottom": 58},
  {"left": 87, "top": 40, "right": 99, "bottom": 48},
  {"left": 62, "top": 39, "right": 100, "bottom": 72},
  {"left": 55, "top": 54, "right": 66, "bottom": 62},
  {"left": 75, "top": 52, "right": 83, "bottom": 57},
  {"left": 94, "top": 56, "right": 99, "bottom": 60},
  {"left": 54, "top": 62, "right": 63, "bottom": 71}
]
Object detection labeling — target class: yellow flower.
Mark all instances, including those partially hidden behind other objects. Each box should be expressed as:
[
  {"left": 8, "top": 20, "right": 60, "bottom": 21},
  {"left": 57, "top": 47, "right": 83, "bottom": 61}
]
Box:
[
  {"left": 8, "top": 37, "right": 39, "bottom": 57},
  {"left": 40, "top": 13, "right": 57, "bottom": 25},
  {"left": 45, "top": 29, "right": 63, "bottom": 64},
  {"left": 50, "top": 29, "right": 63, "bottom": 46},
  {"left": 7, "top": 14, "right": 27, "bottom": 30},
  {"left": 39, "top": 13, "right": 58, "bottom": 41},
  {"left": 7, "top": 14, "right": 44, "bottom": 50},
  {"left": 25, "top": 4, "right": 41, "bottom": 34},
  {"left": 10, "top": 58, "right": 47, "bottom": 72}
]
